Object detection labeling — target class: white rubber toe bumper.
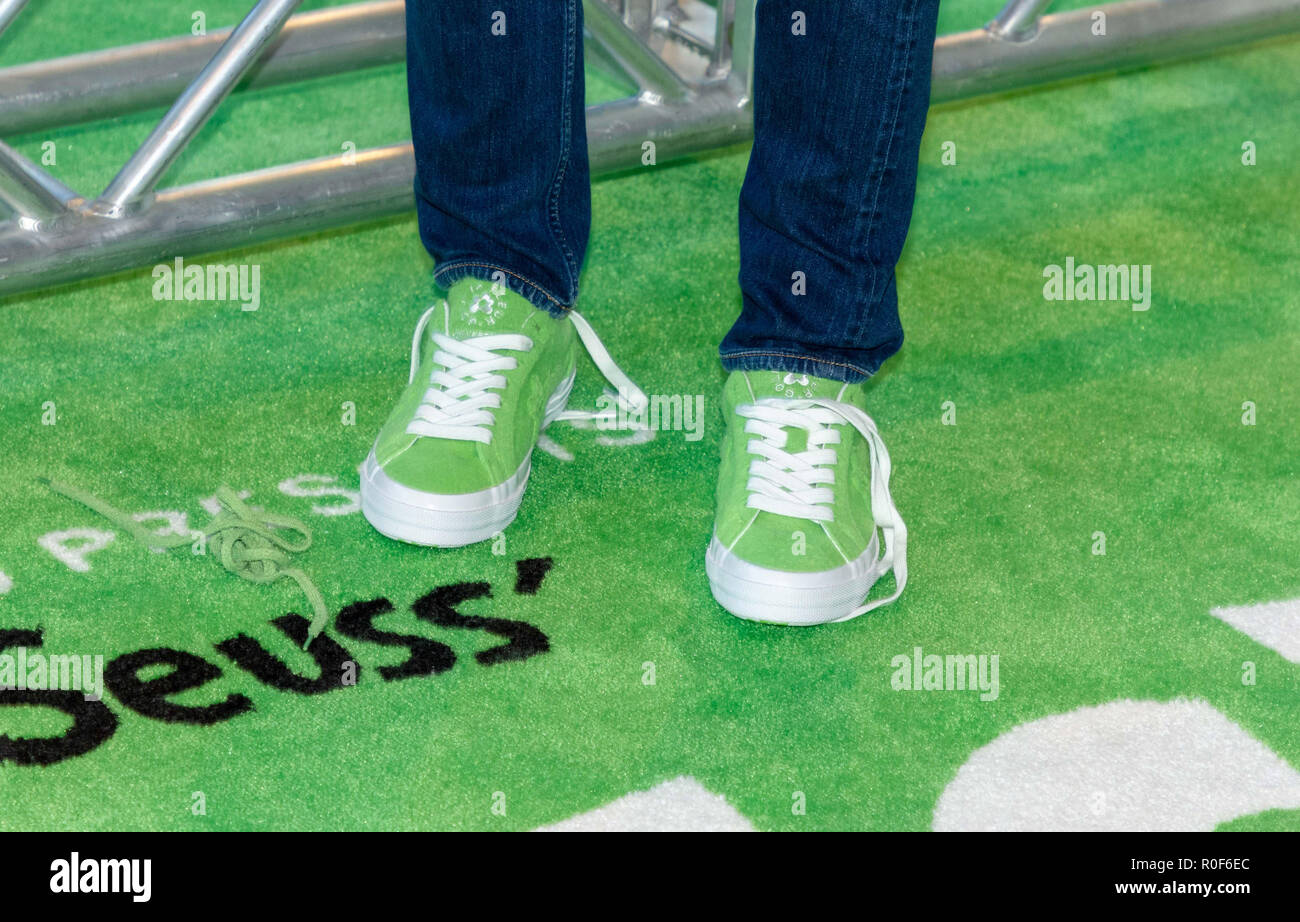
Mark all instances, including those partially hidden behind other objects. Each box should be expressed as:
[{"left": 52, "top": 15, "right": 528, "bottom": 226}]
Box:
[
  {"left": 361, "top": 451, "right": 531, "bottom": 547},
  {"left": 361, "top": 367, "right": 574, "bottom": 548},
  {"left": 706, "top": 533, "right": 885, "bottom": 626}
]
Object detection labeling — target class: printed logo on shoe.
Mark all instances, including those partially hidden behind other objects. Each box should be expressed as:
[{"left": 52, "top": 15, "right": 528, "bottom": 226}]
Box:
[
  {"left": 775, "top": 373, "right": 814, "bottom": 398},
  {"left": 466, "top": 290, "right": 503, "bottom": 327}
]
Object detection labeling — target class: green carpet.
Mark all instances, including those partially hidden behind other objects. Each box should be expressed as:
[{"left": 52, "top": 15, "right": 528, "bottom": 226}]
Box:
[{"left": 1, "top": 0, "right": 1298, "bottom": 831}]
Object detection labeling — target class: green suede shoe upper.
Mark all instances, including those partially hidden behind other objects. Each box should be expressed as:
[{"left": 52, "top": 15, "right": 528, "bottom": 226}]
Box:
[
  {"left": 372, "top": 278, "right": 576, "bottom": 494},
  {"left": 714, "top": 370, "right": 879, "bottom": 572}
]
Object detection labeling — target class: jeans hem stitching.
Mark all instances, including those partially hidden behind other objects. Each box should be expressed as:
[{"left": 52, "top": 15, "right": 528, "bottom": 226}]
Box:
[
  {"left": 433, "top": 261, "right": 571, "bottom": 312},
  {"left": 720, "top": 350, "right": 873, "bottom": 379}
]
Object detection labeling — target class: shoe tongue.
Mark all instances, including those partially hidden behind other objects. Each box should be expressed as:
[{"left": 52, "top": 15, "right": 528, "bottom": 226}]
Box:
[
  {"left": 443, "top": 278, "right": 536, "bottom": 339},
  {"left": 741, "top": 370, "right": 858, "bottom": 403},
  {"left": 731, "top": 371, "right": 862, "bottom": 455}
]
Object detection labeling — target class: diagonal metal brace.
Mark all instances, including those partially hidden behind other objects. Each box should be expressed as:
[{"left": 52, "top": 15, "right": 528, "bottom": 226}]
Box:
[
  {"left": 89, "top": 0, "right": 303, "bottom": 218},
  {"left": 0, "top": 138, "right": 80, "bottom": 230}
]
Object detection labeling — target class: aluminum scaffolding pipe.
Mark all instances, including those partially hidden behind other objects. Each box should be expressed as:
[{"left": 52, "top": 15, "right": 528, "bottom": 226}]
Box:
[
  {"left": 1, "top": 0, "right": 1295, "bottom": 135},
  {"left": 0, "top": 1, "right": 405, "bottom": 138},
  {"left": 0, "top": 146, "right": 416, "bottom": 294},
  {"left": 987, "top": 0, "right": 1057, "bottom": 42},
  {"left": 932, "top": 0, "right": 1300, "bottom": 102},
  {"left": 586, "top": 82, "right": 749, "bottom": 175},
  {"left": 5, "top": 0, "right": 1299, "bottom": 134},
  {"left": 0, "top": 139, "right": 80, "bottom": 230},
  {"left": 584, "top": 0, "right": 691, "bottom": 102},
  {"left": 90, "top": 0, "right": 305, "bottom": 217},
  {"left": 0, "top": 83, "right": 752, "bottom": 295},
  {"left": 0, "top": 0, "right": 30, "bottom": 39}
]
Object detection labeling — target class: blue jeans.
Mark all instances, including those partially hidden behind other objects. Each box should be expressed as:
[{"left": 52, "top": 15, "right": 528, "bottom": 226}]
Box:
[{"left": 407, "top": 0, "right": 940, "bottom": 382}]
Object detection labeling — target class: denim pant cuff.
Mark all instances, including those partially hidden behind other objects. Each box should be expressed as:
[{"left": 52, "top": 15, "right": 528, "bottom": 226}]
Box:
[
  {"left": 720, "top": 350, "right": 874, "bottom": 384},
  {"left": 432, "top": 262, "right": 572, "bottom": 318}
]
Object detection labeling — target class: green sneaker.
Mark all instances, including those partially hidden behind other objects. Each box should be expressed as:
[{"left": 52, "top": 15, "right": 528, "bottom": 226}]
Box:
[
  {"left": 706, "top": 370, "right": 907, "bottom": 625},
  {"left": 361, "top": 278, "right": 643, "bottom": 547}
]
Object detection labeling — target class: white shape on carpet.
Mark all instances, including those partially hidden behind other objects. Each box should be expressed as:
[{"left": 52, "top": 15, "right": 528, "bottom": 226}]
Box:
[
  {"left": 537, "top": 776, "right": 755, "bottom": 832},
  {"left": 1210, "top": 598, "right": 1300, "bottom": 663},
  {"left": 278, "top": 474, "right": 361, "bottom": 516},
  {"left": 200, "top": 489, "right": 253, "bottom": 516},
  {"left": 536, "top": 434, "right": 574, "bottom": 462},
  {"left": 38, "top": 528, "right": 116, "bottom": 572},
  {"left": 0, "top": 570, "right": 10, "bottom": 595},
  {"left": 933, "top": 698, "right": 1300, "bottom": 832},
  {"left": 133, "top": 510, "right": 190, "bottom": 554}
]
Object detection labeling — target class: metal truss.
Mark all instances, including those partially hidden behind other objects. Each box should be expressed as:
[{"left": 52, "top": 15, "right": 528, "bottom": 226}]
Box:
[{"left": 1, "top": 0, "right": 1298, "bottom": 297}]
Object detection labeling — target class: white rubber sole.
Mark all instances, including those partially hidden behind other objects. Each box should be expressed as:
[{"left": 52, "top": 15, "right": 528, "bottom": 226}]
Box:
[
  {"left": 360, "top": 367, "right": 574, "bottom": 548},
  {"left": 705, "top": 532, "right": 886, "bottom": 626}
]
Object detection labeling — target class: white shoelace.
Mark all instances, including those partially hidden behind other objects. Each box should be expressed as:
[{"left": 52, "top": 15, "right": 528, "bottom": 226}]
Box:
[
  {"left": 404, "top": 301, "right": 647, "bottom": 444},
  {"left": 737, "top": 394, "right": 908, "bottom": 618}
]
